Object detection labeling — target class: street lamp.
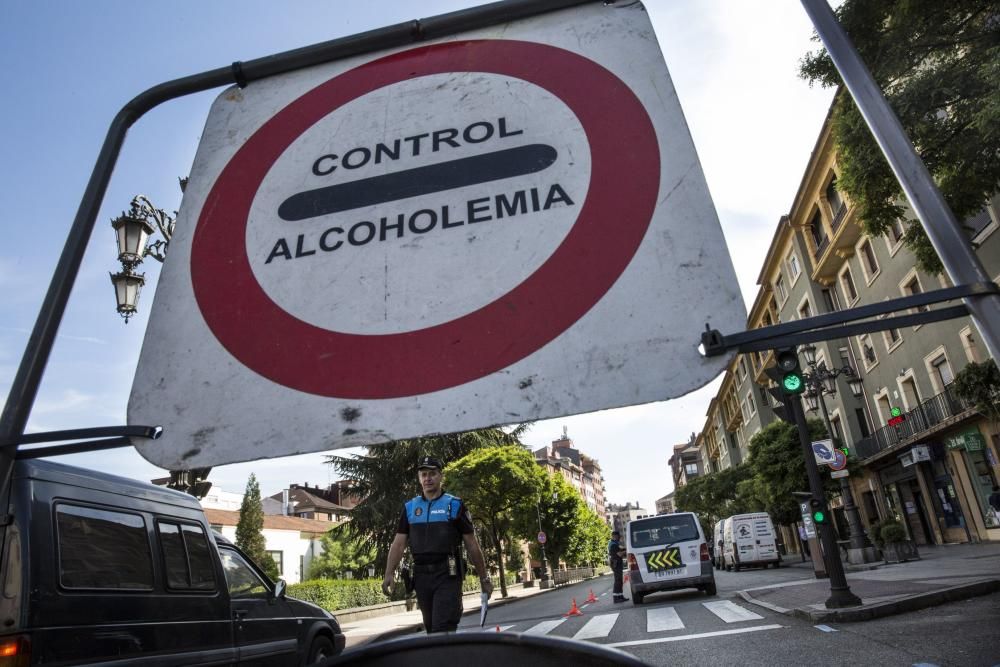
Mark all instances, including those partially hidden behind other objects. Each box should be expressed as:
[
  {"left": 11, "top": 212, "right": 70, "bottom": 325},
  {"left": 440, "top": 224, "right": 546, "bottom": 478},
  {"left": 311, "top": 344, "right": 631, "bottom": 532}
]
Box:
[
  {"left": 535, "top": 493, "right": 550, "bottom": 587},
  {"left": 798, "top": 343, "right": 869, "bottom": 556},
  {"left": 109, "top": 194, "right": 176, "bottom": 323}
]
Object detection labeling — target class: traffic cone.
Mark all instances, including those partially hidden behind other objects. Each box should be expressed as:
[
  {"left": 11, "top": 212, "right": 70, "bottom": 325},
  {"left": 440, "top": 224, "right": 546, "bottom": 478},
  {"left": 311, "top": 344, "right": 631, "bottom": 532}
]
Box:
[
  {"left": 586, "top": 589, "right": 598, "bottom": 603},
  {"left": 563, "top": 597, "right": 584, "bottom": 617},
  {"left": 623, "top": 573, "right": 630, "bottom": 583},
  {"left": 496, "top": 625, "right": 501, "bottom": 632}
]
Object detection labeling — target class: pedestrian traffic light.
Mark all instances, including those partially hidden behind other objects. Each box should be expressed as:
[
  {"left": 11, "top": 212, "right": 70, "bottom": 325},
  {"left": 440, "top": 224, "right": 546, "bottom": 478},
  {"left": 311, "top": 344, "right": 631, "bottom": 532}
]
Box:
[
  {"left": 809, "top": 498, "right": 828, "bottom": 525},
  {"left": 775, "top": 348, "right": 805, "bottom": 395}
]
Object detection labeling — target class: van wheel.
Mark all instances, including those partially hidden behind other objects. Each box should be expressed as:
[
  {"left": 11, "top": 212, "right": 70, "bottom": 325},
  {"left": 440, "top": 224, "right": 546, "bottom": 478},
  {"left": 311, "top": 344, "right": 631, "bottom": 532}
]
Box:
[
  {"left": 632, "top": 594, "right": 644, "bottom": 605},
  {"left": 704, "top": 581, "right": 717, "bottom": 596},
  {"left": 307, "top": 636, "right": 335, "bottom": 664}
]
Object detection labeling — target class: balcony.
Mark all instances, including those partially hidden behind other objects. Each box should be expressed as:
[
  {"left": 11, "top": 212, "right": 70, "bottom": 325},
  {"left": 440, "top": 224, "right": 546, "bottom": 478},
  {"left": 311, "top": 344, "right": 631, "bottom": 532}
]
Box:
[
  {"left": 854, "top": 385, "right": 976, "bottom": 461},
  {"left": 830, "top": 203, "right": 847, "bottom": 232}
]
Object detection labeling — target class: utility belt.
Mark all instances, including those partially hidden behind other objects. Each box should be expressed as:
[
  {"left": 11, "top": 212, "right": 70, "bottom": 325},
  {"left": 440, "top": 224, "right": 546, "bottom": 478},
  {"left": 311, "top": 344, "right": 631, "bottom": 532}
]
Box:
[{"left": 412, "top": 554, "right": 464, "bottom": 577}]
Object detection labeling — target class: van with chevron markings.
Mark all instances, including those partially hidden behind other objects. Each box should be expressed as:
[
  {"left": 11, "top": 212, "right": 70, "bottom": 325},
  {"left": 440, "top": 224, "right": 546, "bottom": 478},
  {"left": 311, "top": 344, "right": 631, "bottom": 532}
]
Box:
[{"left": 624, "top": 512, "right": 716, "bottom": 605}]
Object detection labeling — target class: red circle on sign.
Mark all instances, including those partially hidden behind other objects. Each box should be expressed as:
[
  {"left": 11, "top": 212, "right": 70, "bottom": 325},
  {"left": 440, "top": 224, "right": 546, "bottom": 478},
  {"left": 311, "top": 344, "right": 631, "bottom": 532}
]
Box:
[
  {"left": 191, "top": 40, "right": 660, "bottom": 399},
  {"left": 829, "top": 449, "right": 848, "bottom": 471}
]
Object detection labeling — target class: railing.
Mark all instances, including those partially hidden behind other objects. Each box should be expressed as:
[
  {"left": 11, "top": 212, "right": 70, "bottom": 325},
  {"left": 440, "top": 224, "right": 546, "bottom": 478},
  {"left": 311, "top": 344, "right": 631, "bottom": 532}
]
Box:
[
  {"left": 854, "top": 384, "right": 975, "bottom": 460},
  {"left": 813, "top": 234, "right": 830, "bottom": 257},
  {"left": 550, "top": 566, "right": 600, "bottom": 586},
  {"left": 830, "top": 204, "right": 847, "bottom": 231}
]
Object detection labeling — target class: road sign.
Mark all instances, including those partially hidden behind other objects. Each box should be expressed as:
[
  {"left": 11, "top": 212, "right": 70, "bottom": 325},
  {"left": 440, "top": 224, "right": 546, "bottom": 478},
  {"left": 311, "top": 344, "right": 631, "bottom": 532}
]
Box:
[
  {"left": 129, "top": 2, "right": 746, "bottom": 468},
  {"left": 830, "top": 469, "right": 849, "bottom": 479},
  {"left": 537, "top": 532, "right": 547, "bottom": 545},
  {"left": 811, "top": 439, "right": 837, "bottom": 465},
  {"left": 799, "top": 503, "right": 817, "bottom": 539},
  {"left": 828, "top": 448, "right": 848, "bottom": 471}
]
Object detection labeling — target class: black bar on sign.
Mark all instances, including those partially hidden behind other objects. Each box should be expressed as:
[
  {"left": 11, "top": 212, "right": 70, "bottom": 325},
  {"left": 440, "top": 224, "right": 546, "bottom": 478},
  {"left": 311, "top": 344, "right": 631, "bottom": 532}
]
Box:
[{"left": 278, "top": 144, "right": 557, "bottom": 221}]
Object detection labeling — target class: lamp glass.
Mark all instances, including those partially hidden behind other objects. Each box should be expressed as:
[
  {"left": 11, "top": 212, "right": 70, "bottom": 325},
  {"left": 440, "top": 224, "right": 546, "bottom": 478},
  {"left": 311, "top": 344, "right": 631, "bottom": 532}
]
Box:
[
  {"left": 801, "top": 344, "right": 817, "bottom": 365},
  {"left": 113, "top": 215, "right": 153, "bottom": 263},
  {"left": 822, "top": 375, "right": 837, "bottom": 394},
  {"left": 847, "top": 376, "right": 864, "bottom": 398},
  {"left": 804, "top": 392, "right": 819, "bottom": 412}
]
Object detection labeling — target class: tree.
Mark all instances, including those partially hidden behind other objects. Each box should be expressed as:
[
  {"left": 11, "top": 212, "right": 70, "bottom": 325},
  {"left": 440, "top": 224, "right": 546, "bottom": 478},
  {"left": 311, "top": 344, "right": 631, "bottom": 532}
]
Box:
[
  {"left": 952, "top": 359, "right": 1000, "bottom": 432},
  {"left": 746, "top": 418, "right": 834, "bottom": 526},
  {"left": 674, "top": 465, "right": 755, "bottom": 532},
  {"left": 327, "top": 426, "right": 526, "bottom": 577},
  {"left": 444, "top": 445, "right": 545, "bottom": 598},
  {"left": 235, "top": 473, "right": 280, "bottom": 581},
  {"left": 563, "top": 504, "right": 612, "bottom": 567},
  {"left": 514, "top": 472, "right": 582, "bottom": 570},
  {"left": 307, "top": 529, "right": 376, "bottom": 580},
  {"left": 800, "top": 0, "right": 1000, "bottom": 274}
]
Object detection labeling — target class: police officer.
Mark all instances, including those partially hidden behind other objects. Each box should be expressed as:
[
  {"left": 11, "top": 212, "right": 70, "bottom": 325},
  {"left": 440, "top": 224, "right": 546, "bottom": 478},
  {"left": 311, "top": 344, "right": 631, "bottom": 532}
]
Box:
[
  {"left": 608, "top": 529, "right": 627, "bottom": 603},
  {"left": 382, "top": 456, "right": 493, "bottom": 633}
]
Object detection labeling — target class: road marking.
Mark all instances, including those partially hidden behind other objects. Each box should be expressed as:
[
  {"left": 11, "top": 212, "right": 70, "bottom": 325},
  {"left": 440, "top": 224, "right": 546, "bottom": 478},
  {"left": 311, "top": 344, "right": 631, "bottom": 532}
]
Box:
[
  {"left": 607, "top": 624, "right": 785, "bottom": 648},
  {"left": 458, "top": 624, "right": 515, "bottom": 633},
  {"left": 815, "top": 624, "right": 838, "bottom": 632},
  {"left": 646, "top": 607, "right": 685, "bottom": 632},
  {"left": 703, "top": 600, "right": 764, "bottom": 623},
  {"left": 523, "top": 618, "right": 566, "bottom": 636},
  {"left": 573, "top": 613, "right": 619, "bottom": 640}
]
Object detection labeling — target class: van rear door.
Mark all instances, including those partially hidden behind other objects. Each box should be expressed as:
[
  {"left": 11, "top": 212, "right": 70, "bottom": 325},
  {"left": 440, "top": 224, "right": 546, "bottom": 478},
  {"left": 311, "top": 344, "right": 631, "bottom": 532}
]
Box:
[
  {"left": 628, "top": 514, "right": 702, "bottom": 581},
  {"left": 752, "top": 516, "right": 778, "bottom": 561},
  {"left": 732, "top": 517, "right": 759, "bottom": 563}
]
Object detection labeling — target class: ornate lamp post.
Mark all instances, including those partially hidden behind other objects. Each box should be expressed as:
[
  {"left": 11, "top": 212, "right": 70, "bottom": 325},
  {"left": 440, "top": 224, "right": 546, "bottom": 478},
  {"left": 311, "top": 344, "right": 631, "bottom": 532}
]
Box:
[
  {"left": 799, "top": 343, "right": 868, "bottom": 555},
  {"left": 109, "top": 194, "right": 176, "bottom": 323}
]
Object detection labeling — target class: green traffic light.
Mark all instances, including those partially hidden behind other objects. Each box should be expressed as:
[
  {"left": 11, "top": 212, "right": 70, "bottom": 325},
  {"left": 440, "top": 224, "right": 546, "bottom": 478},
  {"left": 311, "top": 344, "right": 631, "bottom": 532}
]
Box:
[
  {"left": 812, "top": 511, "right": 825, "bottom": 523},
  {"left": 782, "top": 374, "right": 803, "bottom": 393}
]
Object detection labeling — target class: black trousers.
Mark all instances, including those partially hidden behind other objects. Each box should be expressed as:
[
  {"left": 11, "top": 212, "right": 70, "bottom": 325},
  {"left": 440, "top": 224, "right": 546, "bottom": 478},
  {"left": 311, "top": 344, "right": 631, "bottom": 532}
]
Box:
[
  {"left": 413, "top": 568, "right": 463, "bottom": 633},
  {"left": 612, "top": 566, "right": 624, "bottom": 598}
]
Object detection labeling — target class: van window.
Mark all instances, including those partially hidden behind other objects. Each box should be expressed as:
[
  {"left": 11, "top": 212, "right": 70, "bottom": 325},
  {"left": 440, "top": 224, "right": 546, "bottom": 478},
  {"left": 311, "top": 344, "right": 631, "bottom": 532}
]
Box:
[
  {"left": 157, "top": 521, "right": 216, "bottom": 591},
  {"left": 630, "top": 515, "right": 699, "bottom": 547},
  {"left": 220, "top": 548, "right": 269, "bottom": 599},
  {"left": 56, "top": 504, "right": 153, "bottom": 590}
]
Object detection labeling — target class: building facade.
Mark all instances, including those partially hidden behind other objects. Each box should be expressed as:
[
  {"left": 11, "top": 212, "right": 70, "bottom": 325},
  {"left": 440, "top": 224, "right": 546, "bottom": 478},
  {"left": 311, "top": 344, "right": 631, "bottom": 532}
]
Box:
[{"left": 533, "top": 428, "right": 607, "bottom": 518}]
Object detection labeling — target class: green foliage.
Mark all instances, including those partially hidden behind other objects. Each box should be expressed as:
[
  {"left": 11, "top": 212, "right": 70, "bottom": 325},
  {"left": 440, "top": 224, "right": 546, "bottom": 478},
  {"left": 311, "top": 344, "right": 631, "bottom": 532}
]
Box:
[
  {"left": 287, "top": 578, "right": 385, "bottom": 611},
  {"left": 259, "top": 553, "right": 280, "bottom": 581},
  {"left": 563, "top": 504, "right": 612, "bottom": 567},
  {"left": 879, "top": 521, "right": 908, "bottom": 544},
  {"left": 462, "top": 570, "right": 517, "bottom": 593},
  {"left": 746, "top": 418, "right": 834, "bottom": 525},
  {"left": 326, "top": 426, "right": 527, "bottom": 577},
  {"left": 308, "top": 529, "right": 376, "bottom": 580},
  {"left": 674, "top": 464, "right": 755, "bottom": 531},
  {"left": 515, "top": 472, "right": 583, "bottom": 568},
  {"left": 952, "top": 359, "right": 1000, "bottom": 426},
  {"left": 235, "top": 474, "right": 269, "bottom": 571},
  {"left": 800, "top": 0, "right": 1000, "bottom": 274},
  {"left": 445, "top": 445, "right": 545, "bottom": 597}
]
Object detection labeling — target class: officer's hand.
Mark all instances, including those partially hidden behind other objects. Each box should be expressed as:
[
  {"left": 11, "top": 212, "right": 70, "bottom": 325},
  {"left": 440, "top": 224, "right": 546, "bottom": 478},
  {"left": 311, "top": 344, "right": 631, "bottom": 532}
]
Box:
[
  {"left": 481, "top": 578, "right": 494, "bottom": 599},
  {"left": 381, "top": 576, "right": 394, "bottom": 597}
]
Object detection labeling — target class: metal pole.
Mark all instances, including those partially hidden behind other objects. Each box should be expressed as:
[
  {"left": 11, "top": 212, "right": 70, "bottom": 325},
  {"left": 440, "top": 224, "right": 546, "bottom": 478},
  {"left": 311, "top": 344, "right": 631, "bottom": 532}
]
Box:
[
  {"left": 535, "top": 496, "right": 550, "bottom": 583},
  {"left": 791, "top": 397, "right": 861, "bottom": 608},
  {"left": 815, "top": 392, "right": 867, "bottom": 553},
  {"left": 800, "top": 0, "right": 1000, "bottom": 362}
]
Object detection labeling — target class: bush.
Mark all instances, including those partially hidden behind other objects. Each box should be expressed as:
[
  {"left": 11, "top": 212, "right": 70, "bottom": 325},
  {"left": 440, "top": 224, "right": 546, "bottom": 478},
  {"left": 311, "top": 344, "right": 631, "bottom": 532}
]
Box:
[
  {"left": 287, "top": 578, "right": 385, "bottom": 611},
  {"left": 462, "top": 570, "right": 517, "bottom": 594},
  {"left": 879, "top": 521, "right": 908, "bottom": 544}
]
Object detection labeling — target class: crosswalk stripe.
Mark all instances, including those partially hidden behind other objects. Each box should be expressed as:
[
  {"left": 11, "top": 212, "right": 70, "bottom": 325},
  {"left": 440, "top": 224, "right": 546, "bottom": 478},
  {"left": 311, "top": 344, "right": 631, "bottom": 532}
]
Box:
[
  {"left": 647, "top": 606, "right": 685, "bottom": 632},
  {"left": 607, "top": 624, "right": 785, "bottom": 648},
  {"left": 573, "top": 613, "right": 619, "bottom": 640},
  {"left": 523, "top": 618, "right": 567, "bottom": 636},
  {"left": 457, "top": 624, "right": 515, "bottom": 633},
  {"left": 703, "top": 600, "right": 764, "bottom": 623}
]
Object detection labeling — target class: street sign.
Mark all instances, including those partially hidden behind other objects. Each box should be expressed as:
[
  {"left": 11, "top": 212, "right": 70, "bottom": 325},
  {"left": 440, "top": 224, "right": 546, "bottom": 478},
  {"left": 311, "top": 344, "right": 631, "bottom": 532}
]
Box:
[
  {"left": 828, "top": 448, "right": 848, "bottom": 471},
  {"left": 799, "top": 503, "right": 817, "bottom": 539},
  {"left": 537, "top": 531, "right": 547, "bottom": 545},
  {"left": 830, "top": 469, "right": 849, "bottom": 479},
  {"left": 811, "top": 439, "right": 837, "bottom": 465},
  {"left": 129, "top": 2, "right": 746, "bottom": 469}
]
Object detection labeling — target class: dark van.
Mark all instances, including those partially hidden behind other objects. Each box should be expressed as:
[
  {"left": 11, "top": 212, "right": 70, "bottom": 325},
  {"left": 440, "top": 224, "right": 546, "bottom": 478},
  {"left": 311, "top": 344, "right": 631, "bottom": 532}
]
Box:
[{"left": 0, "top": 459, "right": 345, "bottom": 665}]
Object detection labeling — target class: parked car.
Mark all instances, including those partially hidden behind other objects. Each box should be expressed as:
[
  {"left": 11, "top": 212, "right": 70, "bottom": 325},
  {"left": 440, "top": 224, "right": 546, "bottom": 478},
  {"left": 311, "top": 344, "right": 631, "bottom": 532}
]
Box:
[
  {"left": 722, "top": 512, "right": 781, "bottom": 571},
  {"left": 0, "top": 458, "right": 345, "bottom": 665},
  {"left": 624, "top": 512, "right": 715, "bottom": 604}
]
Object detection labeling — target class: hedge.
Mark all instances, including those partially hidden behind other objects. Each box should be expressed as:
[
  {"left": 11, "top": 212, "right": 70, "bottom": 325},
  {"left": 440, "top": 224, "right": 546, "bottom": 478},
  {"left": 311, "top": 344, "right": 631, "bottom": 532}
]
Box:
[{"left": 287, "top": 578, "right": 385, "bottom": 611}]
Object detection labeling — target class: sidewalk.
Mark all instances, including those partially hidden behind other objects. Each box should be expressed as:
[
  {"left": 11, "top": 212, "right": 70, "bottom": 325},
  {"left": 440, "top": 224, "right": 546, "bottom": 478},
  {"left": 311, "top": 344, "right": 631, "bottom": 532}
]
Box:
[
  {"left": 340, "top": 577, "right": 596, "bottom": 648},
  {"left": 739, "top": 541, "right": 1000, "bottom": 623}
]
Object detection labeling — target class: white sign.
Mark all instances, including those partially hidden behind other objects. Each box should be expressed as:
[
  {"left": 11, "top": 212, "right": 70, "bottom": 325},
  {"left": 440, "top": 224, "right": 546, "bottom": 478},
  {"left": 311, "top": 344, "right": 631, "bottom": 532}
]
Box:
[
  {"left": 830, "top": 469, "right": 849, "bottom": 479},
  {"left": 128, "top": 2, "right": 746, "bottom": 468},
  {"left": 811, "top": 439, "right": 837, "bottom": 465}
]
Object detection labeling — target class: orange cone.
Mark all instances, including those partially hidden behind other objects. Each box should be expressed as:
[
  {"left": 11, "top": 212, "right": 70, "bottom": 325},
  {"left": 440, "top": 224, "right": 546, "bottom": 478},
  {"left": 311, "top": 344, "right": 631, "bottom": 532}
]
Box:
[
  {"left": 495, "top": 625, "right": 501, "bottom": 632},
  {"left": 563, "top": 597, "right": 584, "bottom": 617},
  {"left": 623, "top": 573, "right": 630, "bottom": 583},
  {"left": 586, "top": 589, "right": 598, "bottom": 603}
]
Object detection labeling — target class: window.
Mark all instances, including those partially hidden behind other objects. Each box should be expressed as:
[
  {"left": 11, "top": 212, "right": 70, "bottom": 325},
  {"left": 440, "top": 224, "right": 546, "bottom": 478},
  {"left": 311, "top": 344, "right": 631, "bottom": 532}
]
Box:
[
  {"left": 829, "top": 413, "right": 843, "bottom": 442},
  {"left": 858, "top": 333, "right": 878, "bottom": 370},
  {"left": 684, "top": 463, "right": 698, "bottom": 476},
  {"left": 840, "top": 265, "right": 858, "bottom": 304},
  {"left": 826, "top": 176, "right": 846, "bottom": 228},
  {"left": 774, "top": 273, "right": 788, "bottom": 304},
  {"left": 220, "top": 548, "right": 269, "bottom": 599},
  {"left": 882, "top": 323, "right": 902, "bottom": 351},
  {"left": 898, "top": 374, "right": 921, "bottom": 410},
  {"left": 787, "top": 252, "right": 801, "bottom": 281},
  {"left": 821, "top": 288, "right": 840, "bottom": 313},
  {"left": 56, "top": 504, "right": 153, "bottom": 590},
  {"left": 875, "top": 391, "right": 892, "bottom": 425},
  {"left": 810, "top": 210, "right": 828, "bottom": 254},
  {"left": 960, "top": 326, "right": 982, "bottom": 363},
  {"left": 855, "top": 408, "right": 871, "bottom": 438},
  {"left": 901, "top": 271, "right": 929, "bottom": 315},
  {"left": 798, "top": 297, "right": 813, "bottom": 321},
  {"left": 157, "top": 521, "right": 216, "bottom": 591},
  {"left": 858, "top": 238, "right": 880, "bottom": 282},
  {"left": 266, "top": 550, "right": 284, "bottom": 577},
  {"left": 745, "top": 391, "right": 756, "bottom": 417},
  {"left": 888, "top": 219, "right": 905, "bottom": 244},
  {"left": 925, "top": 349, "right": 954, "bottom": 394},
  {"left": 629, "top": 514, "right": 699, "bottom": 547},
  {"left": 965, "top": 196, "right": 999, "bottom": 243},
  {"left": 738, "top": 357, "right": 747, "bottom": 380}
]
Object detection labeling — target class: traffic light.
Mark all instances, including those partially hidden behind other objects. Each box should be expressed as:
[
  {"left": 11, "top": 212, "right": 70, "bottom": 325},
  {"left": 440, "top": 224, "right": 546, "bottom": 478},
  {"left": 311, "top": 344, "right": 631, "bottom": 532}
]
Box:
[
  {"left": 809, "top": 498, "right": 828, "bottom": 525},
  {"left": 775, "top": 348, "right": 805, "bottom": 395}
]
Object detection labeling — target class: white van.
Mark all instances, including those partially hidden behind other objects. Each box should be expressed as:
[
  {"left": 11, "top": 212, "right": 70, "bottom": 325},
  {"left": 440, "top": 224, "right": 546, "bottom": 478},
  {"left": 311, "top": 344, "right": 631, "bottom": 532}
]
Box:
[
  {"left": 722, "top": 512, "right": 780, "bottom": 571},
  {"left": 712, "top": 519, "right": 725, "bottom": 570},
  {"left": 625, "top": 512, "right": 715, "bottom": 604}
]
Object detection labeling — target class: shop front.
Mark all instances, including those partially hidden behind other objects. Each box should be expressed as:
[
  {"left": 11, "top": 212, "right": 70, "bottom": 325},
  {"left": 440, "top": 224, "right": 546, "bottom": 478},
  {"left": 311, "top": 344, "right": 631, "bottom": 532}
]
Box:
[{"left": 944, "top": 425, "right": 1000, "bottom": 542}]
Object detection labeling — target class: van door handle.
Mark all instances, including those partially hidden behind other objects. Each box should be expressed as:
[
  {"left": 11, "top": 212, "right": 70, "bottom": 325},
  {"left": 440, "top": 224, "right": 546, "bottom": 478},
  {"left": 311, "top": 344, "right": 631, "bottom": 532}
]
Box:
[{"left": 233, "top": 609, "right": 249, "bottom": 621}]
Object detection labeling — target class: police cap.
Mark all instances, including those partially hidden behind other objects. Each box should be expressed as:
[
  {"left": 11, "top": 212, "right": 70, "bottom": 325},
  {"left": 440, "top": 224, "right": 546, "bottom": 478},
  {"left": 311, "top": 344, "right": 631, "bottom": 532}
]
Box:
[{"left": 417, "top": 456, "right": 443, "bottom": 471}]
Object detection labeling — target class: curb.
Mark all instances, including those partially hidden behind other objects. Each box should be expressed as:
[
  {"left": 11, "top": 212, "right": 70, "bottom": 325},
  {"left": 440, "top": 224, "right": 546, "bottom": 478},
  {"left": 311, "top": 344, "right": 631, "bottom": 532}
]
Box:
[{"left": 740, "top": 578, "right": 1000, "bottom": 623}]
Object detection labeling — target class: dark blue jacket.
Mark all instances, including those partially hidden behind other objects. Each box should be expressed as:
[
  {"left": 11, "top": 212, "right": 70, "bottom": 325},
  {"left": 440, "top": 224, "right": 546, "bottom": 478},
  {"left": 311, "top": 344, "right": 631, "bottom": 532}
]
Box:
[{"left": 405, "top": 493, "right": 463, "bottom": 564}]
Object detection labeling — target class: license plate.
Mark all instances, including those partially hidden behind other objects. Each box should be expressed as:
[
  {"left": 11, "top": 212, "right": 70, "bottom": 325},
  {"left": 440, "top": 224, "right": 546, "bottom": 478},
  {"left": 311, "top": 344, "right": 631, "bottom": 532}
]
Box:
[{"left": 654, "top": 567, "right": 685, "bottom": 578}]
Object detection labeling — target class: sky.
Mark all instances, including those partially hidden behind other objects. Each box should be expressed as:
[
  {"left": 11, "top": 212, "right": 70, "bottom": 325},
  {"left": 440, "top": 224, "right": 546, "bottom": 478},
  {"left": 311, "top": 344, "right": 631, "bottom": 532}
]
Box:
[{"left": 0, "top": 1, "right": 835, "bottom": 512}]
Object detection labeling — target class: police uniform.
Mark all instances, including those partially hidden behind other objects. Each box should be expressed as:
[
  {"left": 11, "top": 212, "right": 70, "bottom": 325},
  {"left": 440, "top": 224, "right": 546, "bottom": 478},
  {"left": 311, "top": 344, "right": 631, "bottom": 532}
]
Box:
[
  {"left": 608, "top": 532, "right": 626, "bottom": 602},
  {"left": 396, "top": 467, "right": 475, "bottom": 633}
]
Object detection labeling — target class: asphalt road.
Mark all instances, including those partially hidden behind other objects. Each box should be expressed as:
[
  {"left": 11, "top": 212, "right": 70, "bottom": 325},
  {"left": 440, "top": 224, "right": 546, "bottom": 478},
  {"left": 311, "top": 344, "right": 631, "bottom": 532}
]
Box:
[{"left": 433, "top": 566, "right": 1000, "bottom": 666}]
